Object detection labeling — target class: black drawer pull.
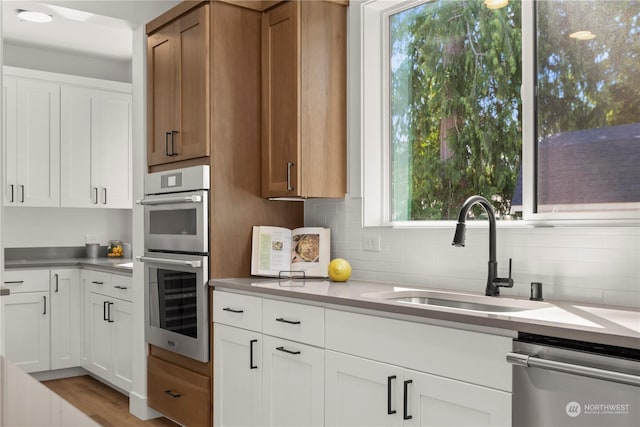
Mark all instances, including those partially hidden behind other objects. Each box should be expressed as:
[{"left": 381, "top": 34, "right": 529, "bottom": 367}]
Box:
[
  {"left": 223, "top": 307, "right": 244, "bottom": 314},
  {"left": 114, "top": 285, "right": 129, "bottom": 290},
  {"left": 3, "top": 280, "right": 24, "bottom": 284},
  {"left": 92, "top": 281, "right": 104, "bottom": 285},
  {"left": 276, "top": 346, "right": 301, "bottom": 355},
  {"left": 387, "top": 375, "right": 397, "bottom": 415},
  {"left": 275, "top": 317, "right": 301, "bottom": 325},
  {"left": 250, "top": 339, "right": 258, "bottom": 369},
  {"left": 403, "top": 379, "right": 413, "bottom": 420},
  {"left": 164, "top": 390, "right": 181, "bottom": 398}
]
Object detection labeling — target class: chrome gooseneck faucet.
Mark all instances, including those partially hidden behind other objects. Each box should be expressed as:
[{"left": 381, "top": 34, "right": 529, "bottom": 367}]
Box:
[{"left": 452, "top": 195, "right": 514, "bottom": 296}]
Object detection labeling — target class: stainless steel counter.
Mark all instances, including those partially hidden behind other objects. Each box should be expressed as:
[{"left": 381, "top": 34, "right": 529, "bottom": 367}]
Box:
[
  {"left": 211, "top": 277, "right": 640, "bottom": 349},
  {"left": 0, "top": 356, "right": 99, "bottom": 426}
]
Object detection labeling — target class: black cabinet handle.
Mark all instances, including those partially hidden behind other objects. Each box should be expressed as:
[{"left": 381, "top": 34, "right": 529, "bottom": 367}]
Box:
[
  {"left": 107, "top": 302, "right": 114, "bottom": 323},
  {"left": 3, "top": 280, "right": 24, "bottom": 284},
  {"left": 93, "top": 187, "right": 99, "bottom": 204},
  {"left": 103, "top": 301, "right": 109, "bottom": 321},
  {"left": 92, "top": 281, "right": 104, "bottom": 285},
  {"left": 20, "top": 185, "right": 24, "bottom": 203},
  {"left": 54, "top": 273, "right": 59, "bottom": 292},
  {"left": 10, "top": 184, "right": 14, "bottom": 203},
  {"left": 43, "top": 296, "right": 47, "bottom": 315},
  {"left": 276, "top": 346, "right": 301, "bottom": 355},
  {"left": 276, "top": 317, "right": 301, "bottom": 325},
  {"left": 164, "top": 390, "right": 181, "bottom": 398},
  {"left": 403, "top": 380, "right": 412, "bottom": 420},
  {"left": 387, "top": 375, "right": 397, "bottom": 415},
  {"left": 223, "top": 307, "right": 244, "bottom": 314},
  {"left": 250, "top": 339, "right": 258, "bottom": 369},
  {"left": 114, "top": 285, "right": 128, "bottom": 290},
  {"left": 103, "top": 188, "right": 108, "bottom": 205}
]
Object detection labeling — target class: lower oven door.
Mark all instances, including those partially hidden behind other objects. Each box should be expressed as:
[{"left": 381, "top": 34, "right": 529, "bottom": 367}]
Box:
[{"left": 139, "top": 252, "right": 209, "bottom": 362}]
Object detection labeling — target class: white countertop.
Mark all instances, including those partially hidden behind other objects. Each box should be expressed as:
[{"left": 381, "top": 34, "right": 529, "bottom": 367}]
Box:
[
  {"left": 211, "top": 278, "right": 640, "bottom": 349},
  {"left": 0, "top": 356, "right": 99, "bottom": 426}
]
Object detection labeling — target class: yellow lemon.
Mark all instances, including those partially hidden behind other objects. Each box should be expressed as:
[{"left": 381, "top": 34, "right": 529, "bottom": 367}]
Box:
[{"left": 328, "top": 258, "right": 352, "bottom": 282}]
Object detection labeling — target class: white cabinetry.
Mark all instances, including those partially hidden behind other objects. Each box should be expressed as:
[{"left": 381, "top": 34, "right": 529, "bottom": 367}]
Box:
[
  {"left": 213, "top": 290, "right": 512, "bottom": 427},
  {"left": 213, "top": 291, "right": 324, "bottom": 427},
  {"left": 2, "top": 66, "right": 132, "bottom": 209},
  {"left": 50, "top": 268, "right": 81, "bottom": 370},
  {"left": 3, "top": 76, "right": 60, "bottom": 207},
  {"left": 81, "top": 269, "right": 133, "bottom": 392},
  {"left": 61, "top": 86, "right": 132, "bottom": 208},
  {"left": 1, "top": 270, "right": 51, "bottom": 373}
]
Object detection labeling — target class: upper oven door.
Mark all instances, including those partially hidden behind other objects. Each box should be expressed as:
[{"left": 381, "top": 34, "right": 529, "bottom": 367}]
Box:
[{"left": 141, "top": 190, "right": 208, "bottom": 253}]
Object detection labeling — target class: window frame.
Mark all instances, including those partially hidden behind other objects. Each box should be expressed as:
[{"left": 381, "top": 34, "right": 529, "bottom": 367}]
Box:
[{"left": 361, "top": 0, "right": 640, "bottom": 228}]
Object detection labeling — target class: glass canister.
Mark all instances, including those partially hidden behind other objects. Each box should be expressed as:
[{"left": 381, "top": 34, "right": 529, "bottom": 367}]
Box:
[{"left": 107, "top": 240, "right": 123, "bottom": 257}]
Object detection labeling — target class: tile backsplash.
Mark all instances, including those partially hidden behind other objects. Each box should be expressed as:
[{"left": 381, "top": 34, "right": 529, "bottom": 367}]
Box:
[{"left": 305, "top": 197, "right": 640, "bottom": 309}]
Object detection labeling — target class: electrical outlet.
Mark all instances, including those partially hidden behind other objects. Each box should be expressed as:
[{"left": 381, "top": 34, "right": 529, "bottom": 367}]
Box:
[
  {"left": 362, "top": 234, "right": 381, "bottom": 252},
  {"left": 85, "top": 234, "right": 98, "bottom": 244}
]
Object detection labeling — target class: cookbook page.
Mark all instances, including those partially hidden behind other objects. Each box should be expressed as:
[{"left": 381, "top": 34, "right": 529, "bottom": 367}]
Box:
[
  {"left": 251, "top": 226, "right": 293, "bottom": 277},
  {"left": 290, "top": 227, "right": 330, "bottom": 278}
]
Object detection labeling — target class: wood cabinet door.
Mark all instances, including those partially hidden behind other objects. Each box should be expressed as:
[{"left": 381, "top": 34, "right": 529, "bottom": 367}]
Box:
[
  {"left": 147, "top": 4, "right": 209, "bottom": 167},
  {"left": 50, "top": 269, "right": 81, "bottom": 370},
  {"left": 111, "top": 298, "right": 133, "bottom": 392},
  {"left": 15, "top": 78, "right": 60, "bottom": 207},
  {"left": 262, "top": 0, "right": 300, "bottom": 197},
  {"left": 325, "top": 350, "right": 404, "bottom": 427},
  {"left": 404, "top": 368, "right": 511, "bottom": 427},
  {"left": 262, "top": 335, "right": 324, "bottom": 427},
  {"left": 93, "top": 91, "right": 132, "bottom": 208},
  {"left": 2, "top": 291, "right": 50, "bottom": 373},
  {"left": 214, "top": 324, "right": 262, "bottom": 427}
]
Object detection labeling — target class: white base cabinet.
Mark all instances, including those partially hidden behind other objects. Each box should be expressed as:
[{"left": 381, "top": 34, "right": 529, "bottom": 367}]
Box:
[
  {"left": 81, "top": 269, "right": 133, "bottom": 392},
  {"left": 2, "top": 269, "right": 80, "bottom": 373},
  {"left": 213, "top": 290, "right": 512, "bottom": 427},
  {"left": 214, "top": 324, "right": 262, "bottom": 427}
]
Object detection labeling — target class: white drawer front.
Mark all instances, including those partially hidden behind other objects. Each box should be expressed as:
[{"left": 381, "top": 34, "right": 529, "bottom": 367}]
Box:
[
  {"left": 263, "top": 299, "right": 324, "bottom": 347},
  {"left": 110, "top": 274, "right": 133, "bottom": 302},
  {"left": 3, "top": 269, "right": 49, "bottom": 293},
  {"left": 213, "top": 291, "right": 262, "bottom": 332},
  {"left": 85, "top": 270, "right": 112, "bottom": 296},
  {"left": 325, "top": 309, "right": 512, "bottom": 392}
]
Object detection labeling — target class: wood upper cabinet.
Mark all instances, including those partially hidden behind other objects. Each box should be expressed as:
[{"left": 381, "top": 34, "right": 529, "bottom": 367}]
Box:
[
  {"left": 147, "top": 3, "right": 210, "bottom": 167},
  {"left": 262, "top": 0, "right": 347, "bottom": 198}
]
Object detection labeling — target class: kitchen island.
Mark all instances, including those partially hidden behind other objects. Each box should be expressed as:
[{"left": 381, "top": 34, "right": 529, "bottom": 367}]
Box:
[{"left": 0, "top": 355, "right": 98, "bottom": 426}]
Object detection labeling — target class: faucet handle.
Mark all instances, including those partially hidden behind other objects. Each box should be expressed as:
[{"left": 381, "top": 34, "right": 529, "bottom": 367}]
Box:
[{"left": 494, "top": 258, "right": 514, "bottom": 288}]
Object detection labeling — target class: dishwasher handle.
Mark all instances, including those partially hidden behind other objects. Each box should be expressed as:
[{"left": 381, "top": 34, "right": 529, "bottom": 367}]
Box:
[
  {"left": 507, "top": 352, "right": 640, "bottom": 387},
  {"left": 136, "top": 256, "right": 202, "bottom": 268}
]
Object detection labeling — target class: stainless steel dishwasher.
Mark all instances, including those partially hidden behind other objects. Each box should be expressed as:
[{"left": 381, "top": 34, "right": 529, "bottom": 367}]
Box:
[{"left": 508, "top": 333, "right": 640, "bottom": 426}]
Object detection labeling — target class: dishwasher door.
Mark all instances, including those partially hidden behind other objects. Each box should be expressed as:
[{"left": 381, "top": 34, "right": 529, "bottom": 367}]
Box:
[{"left": 509, "top": 337, "right": 640, "bottom": 427}]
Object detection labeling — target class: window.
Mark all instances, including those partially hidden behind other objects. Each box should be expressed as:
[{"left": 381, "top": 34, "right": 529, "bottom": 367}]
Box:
[{"left": 362, "top": 0, "right": 640, "bottom": 226}]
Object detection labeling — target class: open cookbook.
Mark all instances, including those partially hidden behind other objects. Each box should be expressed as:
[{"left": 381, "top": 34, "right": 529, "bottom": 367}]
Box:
[{"left": 251, "top": 226, "right": 330, "bottom": 278}]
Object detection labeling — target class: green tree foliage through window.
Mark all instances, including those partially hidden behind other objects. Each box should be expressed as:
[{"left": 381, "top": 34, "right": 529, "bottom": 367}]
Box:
[{"left": 390, "top": 0, "right": 522, "bottom": 221}]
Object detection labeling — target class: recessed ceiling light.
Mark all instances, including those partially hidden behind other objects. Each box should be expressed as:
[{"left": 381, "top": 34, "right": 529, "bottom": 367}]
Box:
[
  {"left": 17, "top": 9, "right": 53, "bottom": 23},
  {"left": 569, "top": 30, "right": 596, "bottom": 41},
  {"left": 484, "top": 0, "right": 509, "bottom": 9}
]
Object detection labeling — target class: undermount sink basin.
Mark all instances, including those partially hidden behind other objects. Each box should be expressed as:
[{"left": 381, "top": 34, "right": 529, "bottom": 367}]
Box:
[{"left": 362, "top": 289, "right": 546, "bottom": 313}]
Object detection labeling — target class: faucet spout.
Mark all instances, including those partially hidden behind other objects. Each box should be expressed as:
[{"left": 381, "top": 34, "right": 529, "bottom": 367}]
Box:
[{"left": 452, "top": 195, "right": 512, "bottom": 296}]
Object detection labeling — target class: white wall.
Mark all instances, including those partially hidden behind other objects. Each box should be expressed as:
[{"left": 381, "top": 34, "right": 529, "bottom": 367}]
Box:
[
  {"left": 3, "top": 208, "right": 132, "bottom": 248},
  {"left": 3, "top": 42, "right": 131, "bottom": 83},
  {"left": 305, "top": 1, "right": 640, "bottom": 309}
]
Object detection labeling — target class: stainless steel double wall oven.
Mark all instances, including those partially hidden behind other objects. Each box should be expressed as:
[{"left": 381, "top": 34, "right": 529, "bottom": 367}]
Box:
[{"left": 138, "top": 166, "right": 210, "bottom": 362}]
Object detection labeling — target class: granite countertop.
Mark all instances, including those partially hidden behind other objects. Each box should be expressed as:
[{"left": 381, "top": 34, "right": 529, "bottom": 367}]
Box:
[
  {"left": 4, "top": 257, "right": 133, "bottom": 275},
  {"left": 211, "top": 277, "right": 640, "bottom": 349},
  {"left": 0, "top": 355, "right": 99, "bottom": 426}
]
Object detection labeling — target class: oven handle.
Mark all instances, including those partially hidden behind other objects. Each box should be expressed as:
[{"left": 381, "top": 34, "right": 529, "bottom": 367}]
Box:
[
  {"left": 507, "top": 352, "right": 640, "bottom": 387},
  {"left": 136, "top": 256, "right": 202, "bottom": 268},
  {"left": 137, "top": 195, "right": 202, "bottom": 205}
]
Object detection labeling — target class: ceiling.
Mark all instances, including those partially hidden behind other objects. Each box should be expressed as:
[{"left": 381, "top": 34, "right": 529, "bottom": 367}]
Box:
[{"left": 3, "top": 0, "right": 180, "bottom": 60}]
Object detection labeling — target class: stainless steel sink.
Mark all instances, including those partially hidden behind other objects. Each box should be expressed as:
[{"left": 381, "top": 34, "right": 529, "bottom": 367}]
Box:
[{"left": 362, "top": 289, "right": 546, "bottom": 313}]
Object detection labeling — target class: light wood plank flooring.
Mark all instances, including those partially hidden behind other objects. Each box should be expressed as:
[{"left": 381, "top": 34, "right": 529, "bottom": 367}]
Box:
[{"left": 42, "top": 375, "right": 179, "bottom": 427}]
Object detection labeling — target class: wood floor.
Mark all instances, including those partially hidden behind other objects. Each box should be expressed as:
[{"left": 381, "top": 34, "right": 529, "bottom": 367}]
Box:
[{"left": 42, "top": 375, "right": 179, "bottom": 427}]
